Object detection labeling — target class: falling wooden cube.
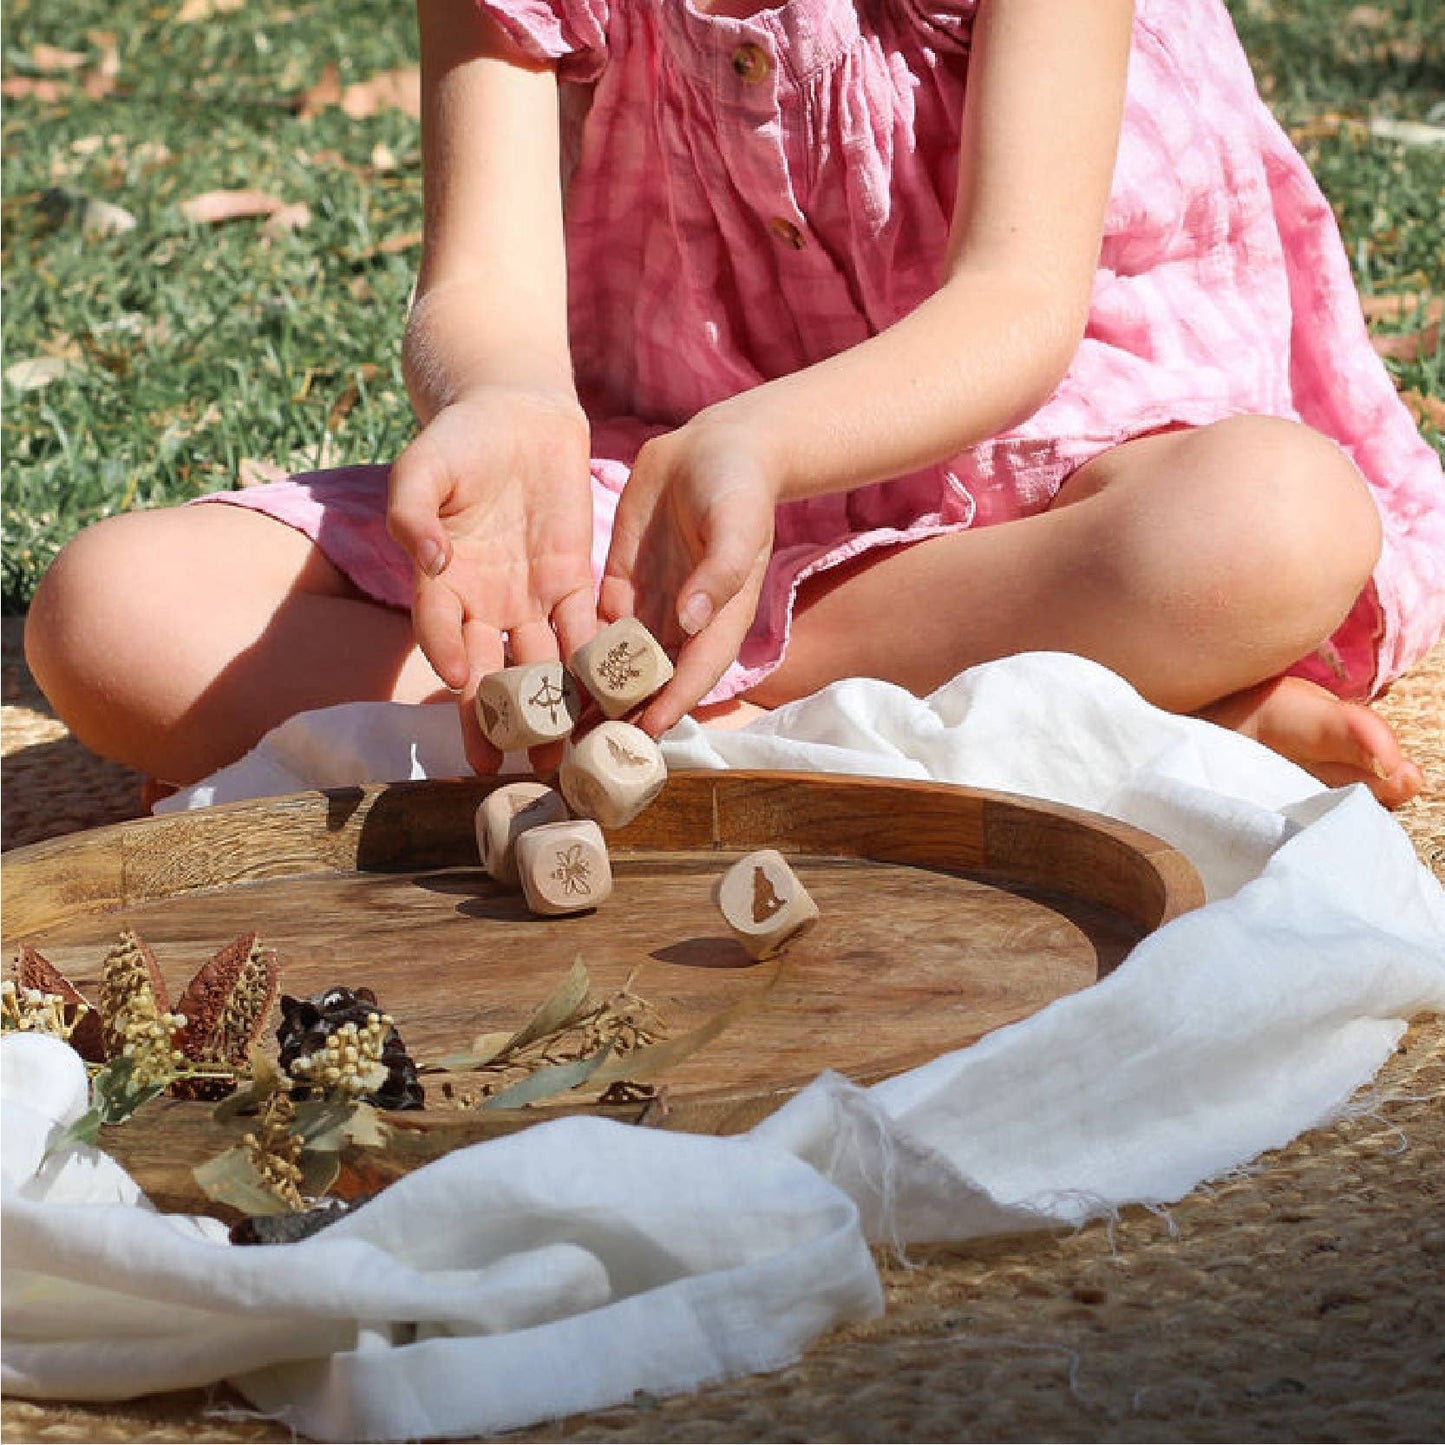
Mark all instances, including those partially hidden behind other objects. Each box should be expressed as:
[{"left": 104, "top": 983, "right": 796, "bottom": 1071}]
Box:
[
  {"left": 713, "top": 849, "right": 820, "bottom": 960},
  {"left": 475, "top": 782, "right": 570, "bottom": 889},
  {"left": 570, "top": 617, "right": 675, "bottom": 719},
  {"left": 515, "top": 819, "right": 613, "bottom": 917},
  {"left": 559, "top": 720, "right": 668, "bottom": 830},
  {"left": 474, "top": 663, "right": 581, "bottom": 751}
]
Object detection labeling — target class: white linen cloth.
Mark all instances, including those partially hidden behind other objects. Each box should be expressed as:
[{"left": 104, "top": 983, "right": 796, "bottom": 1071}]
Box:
[{"left": 6, "top": 653, "right": 1444, "bottom": 1441}]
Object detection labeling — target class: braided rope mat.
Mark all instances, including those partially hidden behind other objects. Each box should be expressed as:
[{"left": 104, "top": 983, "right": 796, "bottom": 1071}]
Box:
[{"left": 4, "top": 617, "right": 1442, "bottom": 1443}]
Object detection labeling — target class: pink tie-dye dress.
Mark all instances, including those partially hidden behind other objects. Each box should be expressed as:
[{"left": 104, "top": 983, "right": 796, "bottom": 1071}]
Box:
[{"left": 210, "top": 0, "right": 1445, "bottom": 703}]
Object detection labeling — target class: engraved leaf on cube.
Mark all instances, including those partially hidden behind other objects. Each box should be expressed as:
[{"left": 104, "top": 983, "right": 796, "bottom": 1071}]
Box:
[
  {"left": 597, "top": 641, "right": 645, "bottom": 693},
  {"left": 551, "top": 844, "right": 594, "bottom": 897}
]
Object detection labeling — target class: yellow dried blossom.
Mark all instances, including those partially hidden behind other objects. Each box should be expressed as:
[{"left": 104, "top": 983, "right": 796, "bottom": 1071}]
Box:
[
  {"left": 287, "top": 1012, "right": 392, "bottom": 1098},
  {"left": 1, "top": 978, "right": 92, "bottom": 1040}
]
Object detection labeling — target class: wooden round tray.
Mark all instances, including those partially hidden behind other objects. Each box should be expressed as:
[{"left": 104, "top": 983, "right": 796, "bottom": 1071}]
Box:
[{"left": 3, "top": 772, "right": 1203, "bottom": 1213}]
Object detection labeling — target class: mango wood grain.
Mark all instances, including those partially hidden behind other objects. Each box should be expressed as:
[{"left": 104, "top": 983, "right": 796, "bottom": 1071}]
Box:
[{"left": 2, "top": 773, "right": 1203, "bottom": 1216}]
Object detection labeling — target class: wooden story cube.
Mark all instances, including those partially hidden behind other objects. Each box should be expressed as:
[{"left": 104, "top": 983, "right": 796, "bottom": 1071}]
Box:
[
  {"left": 569, "top": 617, "right": 675, "bottom": 719},
  {"left": 713, "top": 849, "right": 820, "bottom": 960},
  {"left": 515, "top": 819, "right": 613, "bottom": 917},
  {"left": 474, "top": 663, "right": 581, "bottom": 751},
  {"left": 475, "top": 782, "right": 570, "bottom": 889},
  {"left": 558, "top": 720, "right": 668, "bottom": 830}
]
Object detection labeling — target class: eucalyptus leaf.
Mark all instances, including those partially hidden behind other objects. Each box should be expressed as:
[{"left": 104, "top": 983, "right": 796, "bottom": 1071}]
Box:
[
  {"left": 502, "top": 957, "right": 592, "bottom": 1054},
  {"left": 589, "top": 962, "right": 783, "bottom": 1089},
  {"left": 480, "top": 1044, "right": 613, "bottom": 1111},
  {"left": 212, "top": 1050, "right": 286, "bottom": 1123},
  {"left": 299, "top": 1149, "right": 342, "bottom": 1200},
  {"left": 193, "top": 1147, "right": 296, "bottom": 1217}
]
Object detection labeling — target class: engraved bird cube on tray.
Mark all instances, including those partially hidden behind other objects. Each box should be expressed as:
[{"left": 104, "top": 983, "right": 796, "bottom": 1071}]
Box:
[
  {"left": 475, "top": 782, "right": 570, "bottom": 889},
  {"left": 714, "top": 848, "right": 820, "bottom": 960},
  {"left": 559, "top": 720, "right": 668, "bottom": 830},
  {"left": 474, "top": 662, "right": 582, "bottom": 751},
  {"left": 515, "top": 818, "right": 614, "bottom": 917},
  {"left": 570, "top": 617, "right": 675, "bottom": 719}
]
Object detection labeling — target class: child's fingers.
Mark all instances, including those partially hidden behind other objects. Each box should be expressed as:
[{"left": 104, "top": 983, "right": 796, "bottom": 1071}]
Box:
[
  {"left": 551, "top": 580, "right": 602, "bottom": 668},
  {"left": 675, "top": 511, "right": 771, "bottom": 638},
  {"left": 635, "top": 589, "right": 756, "bottom": 737},
  {"left": 386, "top": 434, "right": 454, "bottom": 581},
  {"left": 411, "top": 574, "right": 471, "bottom": 691}
]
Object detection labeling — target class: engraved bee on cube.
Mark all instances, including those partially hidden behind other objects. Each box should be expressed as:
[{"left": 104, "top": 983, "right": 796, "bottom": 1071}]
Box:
[{"left": 515, "top": 819, "right": 614, "bottom": 916}]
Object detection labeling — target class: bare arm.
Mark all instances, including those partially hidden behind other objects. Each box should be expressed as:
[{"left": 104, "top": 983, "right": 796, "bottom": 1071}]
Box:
[
  {"left": 402, "top": 2, "right": 577, "bottom": 420},
  {"left": 390, "top": 3, "right": 596, "bottom": 771},
  {"left": 700, "top": 0, "right": 1135, "bottom": 499},
  {"left": 604, "top": 0, "right": 1135, "bottom": 725}
]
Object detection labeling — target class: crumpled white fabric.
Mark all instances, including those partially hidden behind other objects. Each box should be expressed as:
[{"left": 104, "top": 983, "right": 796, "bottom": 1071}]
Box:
[{"left": 7, "top": 653, "right": 1445, "bottom": 1442}]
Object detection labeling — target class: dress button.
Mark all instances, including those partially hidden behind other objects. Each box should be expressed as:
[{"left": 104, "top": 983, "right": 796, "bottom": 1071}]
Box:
[
  {"left": 768, "top": 216, "right": 806, "bottom": 250},
  {"left": 731, "top": 42, "right": 772, "bottom": 83}
]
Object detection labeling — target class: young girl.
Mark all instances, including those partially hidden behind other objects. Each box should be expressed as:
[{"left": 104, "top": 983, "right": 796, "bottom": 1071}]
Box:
[{"left": 25, "top": 0, "right": 1445, "bottom": 805}]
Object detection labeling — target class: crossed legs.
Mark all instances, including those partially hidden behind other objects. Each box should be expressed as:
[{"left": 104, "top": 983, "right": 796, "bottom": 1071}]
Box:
[
  {"left": 24, "top": 416, "right": 1423, "bottom": 804},
  {"left": 748, "top": 416, "right": 1421, "bottom": 805}
]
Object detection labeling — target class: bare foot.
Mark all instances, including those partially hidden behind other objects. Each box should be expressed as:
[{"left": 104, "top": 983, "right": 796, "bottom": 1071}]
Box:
[{"left": 1200, "top": 676, "right": 1423, "bottom": 807}]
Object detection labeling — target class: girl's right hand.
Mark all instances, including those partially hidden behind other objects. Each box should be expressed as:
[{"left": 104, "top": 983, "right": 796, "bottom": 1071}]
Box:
[{"left": 386, "top": 387, "right": 598, "bottom": 772}]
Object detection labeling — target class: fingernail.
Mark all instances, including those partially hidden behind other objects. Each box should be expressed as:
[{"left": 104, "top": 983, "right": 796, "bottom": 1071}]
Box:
[
  {"left": 679, "top": 592, "right": 713, "bottom": 636},
  {"left": 418, "top": 538, "right": 446, "bottom": 578}
]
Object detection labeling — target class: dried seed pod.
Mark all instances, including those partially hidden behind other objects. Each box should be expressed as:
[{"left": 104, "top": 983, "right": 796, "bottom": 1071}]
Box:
[
  {"left": 13, "top": 944, "right": 106, "bottom": 1061},
  {"left": 173, "top": 933, "right": 279, "bottom": 1064},
  {"left": 276, "top": 986, "right": 424, "bottom": 1111},
  {"left": 98, "top": 929, "right": 173, "bottom": 1059}
]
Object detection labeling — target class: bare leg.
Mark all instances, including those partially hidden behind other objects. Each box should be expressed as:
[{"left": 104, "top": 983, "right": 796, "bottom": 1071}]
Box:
[
  {"left": 25, "top": 504, "right": 446, "bottom": 784},
  {"left": 747, "top": 417, "right": 1421, "bottom": 804}
]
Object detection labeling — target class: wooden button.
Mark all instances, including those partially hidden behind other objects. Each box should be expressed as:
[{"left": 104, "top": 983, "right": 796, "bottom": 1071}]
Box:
[
  {"left": 731, "top": 42, "right": 771, "bottom": 83},
  {"left": 713, "top": 848, "right": 819, "bottom": 960},
  {"left": 768, "top": 216, "right": 806, "bottom": 250},
  {"left": 570, "top": 617, "right": 675, "bottom": 720}
]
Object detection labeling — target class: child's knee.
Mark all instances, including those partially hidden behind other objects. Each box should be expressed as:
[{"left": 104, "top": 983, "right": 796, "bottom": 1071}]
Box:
[{"left": 27, "top": 516, "right": 129, "bottom": 685}]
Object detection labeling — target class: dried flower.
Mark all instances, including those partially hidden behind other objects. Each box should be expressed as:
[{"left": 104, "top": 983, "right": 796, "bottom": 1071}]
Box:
[
  {"left": 241, "top": 1091, "right": 306, "bottom": 1211},
  {"left": 1, "top": 978, "right": 92, "bottom": 1040}
]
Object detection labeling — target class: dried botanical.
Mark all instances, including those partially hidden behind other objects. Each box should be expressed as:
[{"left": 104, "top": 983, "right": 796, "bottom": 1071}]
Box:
[
  {"left": 6, "top": 931, "right": 280, "bottom": 1102},
  {"left": 276, "top": 986, "right": 424, "bottom": 1110},
  {"left": 240, "top": 1091, "right": 307, "bottom": 1211}
]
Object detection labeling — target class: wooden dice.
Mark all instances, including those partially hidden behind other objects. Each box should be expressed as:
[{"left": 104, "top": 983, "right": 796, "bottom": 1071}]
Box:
[
  {"left": 515, "top": 819, "right": 613, "bottom": 916},
  {"left": 714, "top": 849, "right": 820, "bottom": 960},
  {"left": 559, "top": 721, "right": 668, "bottom": 830},
  {"left": 475, "top": 663, "right": 581, "bottom": 751},
  {"left": 570, "top": 618, "right": 675, "bottom": 719},
  {"left": 475, "top": 782, "right": 570, "bottom": 889}
]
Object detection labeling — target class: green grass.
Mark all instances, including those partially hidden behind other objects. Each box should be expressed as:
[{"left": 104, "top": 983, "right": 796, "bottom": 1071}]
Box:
[{"left": 2, "top": 0, "right": 1442, "bottom": 611}]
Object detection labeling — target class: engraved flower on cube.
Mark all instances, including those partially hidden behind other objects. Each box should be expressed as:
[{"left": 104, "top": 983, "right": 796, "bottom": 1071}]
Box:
[{"left": 551, "top": 844, "right": 594, "bottom": 897}]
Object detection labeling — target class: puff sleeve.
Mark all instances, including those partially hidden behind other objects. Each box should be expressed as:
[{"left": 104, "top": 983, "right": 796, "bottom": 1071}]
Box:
[{"left": 476, "top": 0, "right": 609, "bottom": 82}]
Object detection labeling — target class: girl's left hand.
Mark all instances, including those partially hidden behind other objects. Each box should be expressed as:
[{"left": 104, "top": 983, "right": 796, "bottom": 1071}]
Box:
[{"left": 599, "top": 412, "right": 779, "bottom": 735}]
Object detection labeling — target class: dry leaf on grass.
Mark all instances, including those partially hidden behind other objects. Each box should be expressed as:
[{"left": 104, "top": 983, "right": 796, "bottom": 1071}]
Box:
[
  {"left": 261, "top": 201, "right": 312, "bottom": 236},
  {"left": 297, "top": 62, "right": 420, "bottom": 120},
  {"left": 177, "top": 0, "right": 244, "bottom": 19},
  {"left": 182, "top": 189, "right": 303, "bottom": 226},
  {"left": 1372, "top": 324, "right": 1441, "bottom": 363},
  {"left": 238, "top": 458, "right": 290, "bottom": 488},
  {"left": 28, "top": 44, "right": 90, "bottom": 72},
  {"left": 5, "top": 356, "right": 80, "bottom": 392},
  {"left": 1361, "top": 294, "right": 1444, "bottom": 326},
  {"left": 1, "top": 77, "right": 69, "bottom": 101},
  {"left": 1402, "top": 391, "right": 1445, "bottom": 430}
]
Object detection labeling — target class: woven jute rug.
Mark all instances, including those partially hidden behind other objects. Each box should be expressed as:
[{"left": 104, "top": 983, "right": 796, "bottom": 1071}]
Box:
[{"left": 3, "top": 616, "right": 1442, "bottom": 1444}]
